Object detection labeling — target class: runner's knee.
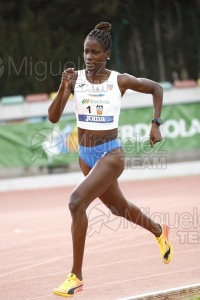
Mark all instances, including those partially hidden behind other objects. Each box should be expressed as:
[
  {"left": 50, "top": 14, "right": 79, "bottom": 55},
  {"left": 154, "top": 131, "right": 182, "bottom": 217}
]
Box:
[{"left": 68, "top": 191, "right": 86, "bottom": 215}]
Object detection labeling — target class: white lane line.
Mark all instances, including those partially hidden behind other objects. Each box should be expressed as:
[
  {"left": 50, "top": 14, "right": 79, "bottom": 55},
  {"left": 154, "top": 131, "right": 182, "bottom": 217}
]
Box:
[
  {"left": 84, "top": 267, "right": 200, "bottom": 290},
  {"left": 0, "top": 256, "right": 66, "bottom": 278},
  {"left": 2, "top": 261, "right": 200, "bottom": 289},
  {"left": 0, "top": 236, "right": 132, "bottom": 278},
  {"left": 0, "top": 239, "right": 198, "bottom": 278},
  {"left": 117, "top": 282, "right": 200, "bottom": 300}
]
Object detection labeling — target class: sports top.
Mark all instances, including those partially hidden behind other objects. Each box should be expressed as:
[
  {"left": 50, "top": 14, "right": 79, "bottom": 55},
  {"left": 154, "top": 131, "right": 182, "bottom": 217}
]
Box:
[{"left": 73, "top": 70, "right": 122, "bottom": 130}]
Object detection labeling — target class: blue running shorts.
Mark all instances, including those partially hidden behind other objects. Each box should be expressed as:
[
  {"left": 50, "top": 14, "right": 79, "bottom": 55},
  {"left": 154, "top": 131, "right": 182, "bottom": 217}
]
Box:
[{"left": 79, "top": 139, "right": 122, "bottom": 168}]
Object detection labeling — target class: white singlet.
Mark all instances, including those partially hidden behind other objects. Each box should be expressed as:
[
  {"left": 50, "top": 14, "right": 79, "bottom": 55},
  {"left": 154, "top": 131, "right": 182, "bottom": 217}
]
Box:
[{"left": 73, "top": 70, "right": 122, "bottom": 130}]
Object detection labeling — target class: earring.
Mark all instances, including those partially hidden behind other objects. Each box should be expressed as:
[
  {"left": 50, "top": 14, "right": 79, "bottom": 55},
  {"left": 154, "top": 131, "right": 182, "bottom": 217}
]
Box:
[{"left": 107, "top": 57, "right": 110, "bottom": 60}]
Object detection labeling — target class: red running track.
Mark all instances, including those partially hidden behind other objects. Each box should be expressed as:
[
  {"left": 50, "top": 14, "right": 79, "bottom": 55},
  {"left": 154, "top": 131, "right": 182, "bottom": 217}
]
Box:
[{"left": 0, "top": 175, "right": 200, "bottom": 300}]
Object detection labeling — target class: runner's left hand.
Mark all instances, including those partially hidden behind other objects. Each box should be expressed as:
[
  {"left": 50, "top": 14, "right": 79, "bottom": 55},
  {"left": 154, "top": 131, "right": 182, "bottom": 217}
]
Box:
[{"left": 149, "top": 124, "right": 162, "bottom": 147}]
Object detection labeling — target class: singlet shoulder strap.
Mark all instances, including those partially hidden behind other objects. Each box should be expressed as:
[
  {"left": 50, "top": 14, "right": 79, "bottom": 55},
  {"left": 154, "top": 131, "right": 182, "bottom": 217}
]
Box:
[
  {"left": 77, "top": 69, "right": 86, "bottom": 79},
  {"left": 109, "top": 70, "right": 119, "bottom": 80}
]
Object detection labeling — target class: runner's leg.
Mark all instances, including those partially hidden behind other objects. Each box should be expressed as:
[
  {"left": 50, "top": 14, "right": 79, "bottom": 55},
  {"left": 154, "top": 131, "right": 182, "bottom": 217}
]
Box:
[
  {"left": 99, "top": 180, "right": 162, "bottom": 236},
  {"left": 69, "top": 148, "right": 124, "bottom": 279}
]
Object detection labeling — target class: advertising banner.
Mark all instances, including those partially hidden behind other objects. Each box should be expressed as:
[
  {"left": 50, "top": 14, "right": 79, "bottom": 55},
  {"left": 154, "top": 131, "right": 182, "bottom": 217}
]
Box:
[
  {"left": 119, "top": 102, "right": 200, "bottom": 154},
  {"left": 0, "top": 115, "right": 77, "bottom": 168},
  {"left": 0, "top": 102, "right": 200, "bottom": 168}
]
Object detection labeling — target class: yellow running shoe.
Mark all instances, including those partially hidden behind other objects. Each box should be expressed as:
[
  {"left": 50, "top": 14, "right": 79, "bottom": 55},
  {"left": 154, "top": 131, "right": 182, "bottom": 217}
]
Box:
[
  {"left": 156, "top": 224, "right": 173, "bottom": 264},
  {"left": 53, "top": 273, "right": 83, "bottom": 297}
]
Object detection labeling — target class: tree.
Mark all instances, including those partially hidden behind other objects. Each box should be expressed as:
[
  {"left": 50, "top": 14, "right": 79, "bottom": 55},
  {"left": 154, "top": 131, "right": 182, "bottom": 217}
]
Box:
[{"left": 0, "top": 0, "right": 199, "bottom": 97}]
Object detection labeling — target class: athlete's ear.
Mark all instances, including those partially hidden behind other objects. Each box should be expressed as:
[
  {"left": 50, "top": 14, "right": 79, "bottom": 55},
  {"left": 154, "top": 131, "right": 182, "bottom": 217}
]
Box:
[{"left": 106, "top": 51, "right": 111, "bottom": 60}]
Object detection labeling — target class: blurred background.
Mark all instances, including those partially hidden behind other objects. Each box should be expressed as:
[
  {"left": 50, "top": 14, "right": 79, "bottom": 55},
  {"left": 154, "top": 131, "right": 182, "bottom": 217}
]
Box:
[{"left": 0, "top": 0, "right": 200, "bottom": 179}]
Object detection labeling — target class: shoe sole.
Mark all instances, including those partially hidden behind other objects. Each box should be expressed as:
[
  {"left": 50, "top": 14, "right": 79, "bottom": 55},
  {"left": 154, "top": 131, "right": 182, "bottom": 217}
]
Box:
[
  {"left": 162, "top": 224, "right": 173, "bottom": 264},
  {"left": 53, "top": 286, "right": 83, "bottom": 298}
]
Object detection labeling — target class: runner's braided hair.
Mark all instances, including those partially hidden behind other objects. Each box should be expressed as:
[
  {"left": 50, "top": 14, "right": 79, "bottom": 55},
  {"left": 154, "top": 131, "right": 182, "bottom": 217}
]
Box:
[{"left": 87, "top": 22, "right": 112, "bottom": 51}]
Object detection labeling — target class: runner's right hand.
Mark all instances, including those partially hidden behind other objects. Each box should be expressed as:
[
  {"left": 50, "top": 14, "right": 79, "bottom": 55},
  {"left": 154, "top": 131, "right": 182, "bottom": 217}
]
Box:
[{"left": 61, "top": 68, "right": 75, "bottom": 84}]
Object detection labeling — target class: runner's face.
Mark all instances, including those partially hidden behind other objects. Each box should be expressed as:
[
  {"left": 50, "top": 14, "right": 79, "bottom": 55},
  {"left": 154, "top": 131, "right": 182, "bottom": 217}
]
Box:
[{"left": 83, "top": 38, "right": 108, "bottom": 73}]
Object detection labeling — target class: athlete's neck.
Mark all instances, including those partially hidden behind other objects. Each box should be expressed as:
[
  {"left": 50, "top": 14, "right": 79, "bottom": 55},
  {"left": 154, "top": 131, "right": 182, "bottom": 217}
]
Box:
[{"left": 86, "top": 69, "right": 111, "bottom": 84}]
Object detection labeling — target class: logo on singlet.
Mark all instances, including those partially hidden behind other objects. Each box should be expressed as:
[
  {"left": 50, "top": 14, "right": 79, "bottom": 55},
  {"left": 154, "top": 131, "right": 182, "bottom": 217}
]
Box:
[
  {"left": 78, "top": 114, "right": 113, "bottom": 123},
  {"left": 96, "top": 105, "right": 103, "bottom": 115}
]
